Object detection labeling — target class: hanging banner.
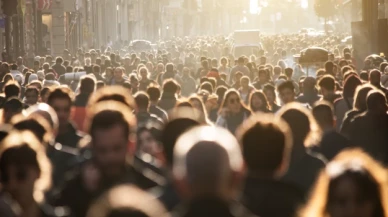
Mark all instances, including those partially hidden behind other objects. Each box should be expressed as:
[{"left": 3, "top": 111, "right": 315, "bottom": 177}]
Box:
[{"left": 37, "top": 0, "right": 53, "bottom": 10}]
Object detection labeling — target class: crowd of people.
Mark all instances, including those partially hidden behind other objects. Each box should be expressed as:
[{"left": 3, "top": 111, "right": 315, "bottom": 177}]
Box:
[{"left": 0, "top": 34, "right": 387, "bottom": 217}]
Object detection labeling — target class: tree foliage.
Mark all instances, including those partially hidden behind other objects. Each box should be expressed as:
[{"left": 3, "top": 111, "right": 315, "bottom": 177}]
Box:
[{"left": 314, "top": 0, "right": 337, "bottom": 20}]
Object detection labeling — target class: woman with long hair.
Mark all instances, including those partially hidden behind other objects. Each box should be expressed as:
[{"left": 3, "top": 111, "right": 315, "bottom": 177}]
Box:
[
  {"left": 249, "top": 90, "right": 271, "bottom": 113},
  {"left": 138, "top": 67, "right": 154, "bottom": 92},
  {"left": 301, "top": 149, "right": 388, "bottom": 217},
  {"left": 340, "top": 84, "right": 376, "bottom": 136},
  {"left": 334, "top": 74, "right": 362, "bottom": 130},
  {"left": 216, "top": 89, "right": 251, "bottom": 134}
]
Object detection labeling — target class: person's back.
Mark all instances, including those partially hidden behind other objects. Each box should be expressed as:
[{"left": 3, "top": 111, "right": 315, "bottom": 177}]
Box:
[
  {"left": 236, "top": 114, "right": 305, "bottom": 217},
  {"left": 52, "top": 57, "right": 67, "bottom": 76},
  {"left": 158, "top": 79, "right": 178, "bottom": 112}
]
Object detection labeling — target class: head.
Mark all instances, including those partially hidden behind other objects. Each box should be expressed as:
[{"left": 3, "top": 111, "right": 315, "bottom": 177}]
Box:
[
  {"left": 114, "top": 67, "right": 124, "bottom": 81},
  {"left": 303, "top": 77, "right": 317, "bottom": 93},
  {"left": 240, "top": 76, "right": 250, "bottom": 89},
  {"left": 11, "top": 115, "right": 53, "bottom": 144},
  {"left": 301, "top": 149, "right": 388, "bottom": 217},
  {"left": 285, "top": 67, "right": 294, "bottom": 79},
  {"left": 86, "top": 101, "right": 136, "bottom": 179},
  {"left": 234, "top": 72, "right": 243, "bottom": 83},
  {"left": 80, "top": 76, "right": 96, "bottom": 95},
  {"left": 25, "top": 103, "right": 59, "bottom": 134},
  {"left": 313, "top": 101, "right": 335, "bottom": 131},
  {"left": 369, "top": 70, "right": 382, "bottom": 87},
  {"left": 25, "top": 87, "right": 40, "bottom": 106},
  {"left": 3, "top": 98, "right": 23, "bottom": 124},
  {"left": 353, "top": 84, "right": 376, "bottom": 111},
  {"left": 173, "top": 126, "right": 244, "bottom": 200},
  {"left": 343, "top": 75, "right": 362, "bottom": 99},
  {"left": 47, "top": 87, "right": 73, "bottom": 129},
  {"left": 0, "top": 131, "right": 52, "bottom": 203},
  {"left": 366, "top": 90, "right": 388, "bottom": 114},
  {"left": 162, "top": 79, "right": 178, "bottom": 95},
  {"left": 277, "top": 81, "right": 296, "bottom": 104},
  {"left": 325, "top": 61, "right": 334, "bottom": 76},
  {"left": 277, "top": 102, "right": 321, "bottom": 147},
  {"left": 319, "top": 75, "right": 336, "bottom": 97},
  {"left": 56, "top": 57, "right": 64, "bottom": 65},
  {"left": 220, "top": 89, "right": 243, "bottom": 114},
  {"left": 249, "top": 90, "right": 270, "bottom": 112},
  {"left": 134, "top": 92, "right": 150, "bottom": 112},
  {"left": 139, "top": 67, "right": 149, "bottom": 80},
  {"left": 188, "top": 96, "right": 207, "bottom": 116},
  {"left": 263, "top": 84, "right": 277, "bottom": 104},
  {"left": 87, "top": 185, "right": 168, "bottom": 217}
]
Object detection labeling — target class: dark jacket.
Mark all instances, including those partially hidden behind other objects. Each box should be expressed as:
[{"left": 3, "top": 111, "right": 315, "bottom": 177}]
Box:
[
  {"left": 52, "top": 63, "right": 67, "bottom": 76},
  {"left": 173, "top": 197, "right": 257, "bottom": 217},
  {"left": 282, "top": 149, "right": 326, "bottom": 196},
  {"left": 136, "top": 111, "right": 164, "bottom": 127},
  {"left": 315, "top": 130, "right": 351, "bottom": 160},
  {"left": 158, "top": 92, "right": 177, "bottom": 112},
  {"left": 180, "top": 75, "right": 196, "bottom": 97},
  {"left": 242, "top": 175, "right": 305, "bottom": 217},
  {"left": 50, "top": 123, "right": 84, "bottom": 188},
  {"left": 297, "top": 92, "right": 321, "bottom": 106},
  {"left": 340, "top": 110, "right": 363, "bottom": 137},
  {"left": 54, "top": 166, "right": 158, "bottom": 217}
]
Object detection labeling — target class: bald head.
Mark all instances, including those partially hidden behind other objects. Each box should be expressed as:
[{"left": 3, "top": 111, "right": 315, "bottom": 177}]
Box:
[{"left": 173, "top": 126, "right": 243, "bottom": 199}]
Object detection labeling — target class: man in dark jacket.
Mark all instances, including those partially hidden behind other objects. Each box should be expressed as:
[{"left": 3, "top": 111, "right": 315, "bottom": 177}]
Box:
[
  {"left": 147, "top": 86, "right": 168, "bottom": 121},
  {"left": 237, "top": 113, "right": 305, "bottom": 217},
  {"left": 180, "top": 67, "right": 196, "bottom": 97},
  {"left": 54, "top": 101, "right": 158, "bottom": 217},
  {"left": 134, "top": 92, "right": 164, "bottom": 127},
  {"left": 47, "top": 87, "right": 85, "bottom": 188},
  {"left": 172, "top": 126, "right": 256, "bottom": 217},
  {"left": 312, "top": 102, "right": 350, "bottom": 160},
  {"left": 52, "top": 57, "right": 67, "bottom": 76},
  {"left": 297, "top": 77, "right": 321, "bottom": 106}
]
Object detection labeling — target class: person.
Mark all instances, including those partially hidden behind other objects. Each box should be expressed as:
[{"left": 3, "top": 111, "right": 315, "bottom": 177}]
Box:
[
  {"left": 138, "top": 67, "right": 153, "bottom": 92},
  {"left": 72, "top": 76, "right": 96, "bottom": 132},
  {"left": 134, "top": 91, "right": 163, "bottom": 127},
  {"left": 263, "top": 84, "right": 280, "bottom": 112},
  {"left": 312, "top": 101, "right": 350, "bottom": 160},
  {"left": 232, "top": 71, "right": 243, "bottom": 90},
  {"left": 158, "top": 79, "right": 178, "bottom": 112},
  {"left": 172, "top": 126, "right": 255, "bottom": 217},
  {"left": 230, "top": 57, "right": 250, "bottom": 83},
  {"left": 297, "top": 77, "right": 321, "bottom": 106},
  {"left": 253, "top": 69, "right": 270, "bottom": 90},
  {"left": 334, "top": 75, "right": 362, "bottom": 130},
  {"left": 207, "top": 68, "right": 229, "bottom": 88},
  {"left": 216, "top": 89, "right": 251, "bottom": 134},
  {"left": 52, "top": 57, "right": 66, "bottom": 76},
  {"left": 369, "top": 69, "right": 388, "bottom": 97},
  {"left": 92, "top": 65, "right": 104, "bottom": 81},
  {"left": 238, "top": 76, "right": 254, "bottom": 105},
  {"left": 110, "top": 67, "right": 127, "bottom": 86},
  {"left": 0, "top": 131, "right": 56, "bottom": 217},
  {"left": 218, "top": 57, "right": 231, "bottom": 81},
  {"left": 87, "top": 185, "right": 168, "bottom": 217},
  {"left": 284, "top": 67, "right": 300, "bottom": 94},
  {"left": 278, "top": 102, "right": 326, "bottom": 195},
  {"left": 47, "top": 87, "right": 85, "bottom": 188},
  {"left": 24, "top": 86, "right": 40, "bottom": 106},
  {"left": 180, "top": 67, "right": 196, "bottom": 97},
  {"left": 156, "top": 107, "right": 204, "bottom": 210},
  {"left": 4, "top": 81, "right": 21, "bottom": 101},
  {"left": 136, "top": 118, "right": 164, "bottom": 161},
  {"left": 318, "top": 75, "right": 341, "bottom": 104},
  {"left": 236, "top": 113, "right": 305, "bottom": 217},
  {"left": 2, "top": 97, "right": 23, "bottom": 124},
  {"left": 341, "top": 84, "right": 376, "bottom": 136},
  {"left": 300, "top": 149, "right": 388, "bottom": 217},
  {"left": 348, "top": 90, "right": 388, "bottom": 164},
  {"left": 278, "top": 80, "right": 297, "bottom": 105},
  {"left": 16, "top": 56, "right": 26, "bottom": 73},
  {"left": 249, "top": 90, "right": 271, "bottom": 113},
  {"left": 55, "top": 100, "right": 157, "bottom": 217},
  {"left": 40, "top": 87, "right": 51, "bottom": 103},
  {"left": 10, "top": 64, "right": 24, "bottom": 83},
  {"left": 161, "top": 63, "right": 182, "bottom": 84}
]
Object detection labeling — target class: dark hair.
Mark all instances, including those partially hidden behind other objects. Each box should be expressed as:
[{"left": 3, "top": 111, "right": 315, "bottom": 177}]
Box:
[
  {"left": 284, "top": 67, "right": 294, "bottom": 78},
  {"left": 134, "top": 92, "right": 150, "bottom": 110},
  {"left": 277, "top": 80, "right": 295, "bottom": 93},
  {"left": 342, "top": 75, "right": 362, "bottom": 98},
  {"left": 93, "top": 65, "right": 101, "bottom": 73},
  {"left": 12, "top": 117, "right": 50, "bottom": 143},
  {"left": 312, "top": 101, "right": 334, "bottom": 129},
  {"left": 324, "top": 61, "right": 334, "bottom": 75},
  {"left": 4, "top": 81, "right": 20, "bottom": 99},
  {"left": 218, "top": 89, "right": 251, "bottom": 115},
  {"left": 24, "top": 71, "right": 32, "bottom": 86},
  {"left": 47, "top": 87, "right": 72, "bottom": 106},
  {"left": 56, "top": 57, "right": 64, "bottom": 64},
  {"left": 200, "top": 82, "right": 213, "bottom": 94},
  {"left": 318, "top": 75, "right": 336, "bottom": 92},
  {"left": 162, "top": 79, "right": 178, "bottom": 94},
  {"left": 367, "top": 90, "right": 387, "bottom": 112},
  {"left": 353, "top": 84, "right": 374, "bottom": 111},
  {"left": 25, "top": 86, "right": 39, "bottom": 97},
  {"left": 249, "top": 90, "right": 271, "bottom": 112},
  {"left": 10, "top": 64, "right": 17, "bottom": 71},
  {"left": 216, "top": 86, "right": 228, "bottom": 103},
  {"left": 80, "top": 76, "right": 96, "bottom": 94},
  {"left": 147, "top": 86, "right": 161, "bottom": 102},
  {"left": 236, "top": 114, "right": 291, "bottom": 174},
  {"left": 88, "top": 86, "right": 135, "bottom": 109},
  {"left": 3, "top": 97, "right": 23, "bottom": 112},
  {"left": 40, "top": 87, "right": 51, "bottom": 98}
]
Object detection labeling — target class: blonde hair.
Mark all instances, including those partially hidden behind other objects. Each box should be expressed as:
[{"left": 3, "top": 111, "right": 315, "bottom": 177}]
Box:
[
  {"left": 301, "top": 149, "right": 388, "bottom": 217},
  {"left": 0, "top": 131, "right": 52, "bottom": 202}
]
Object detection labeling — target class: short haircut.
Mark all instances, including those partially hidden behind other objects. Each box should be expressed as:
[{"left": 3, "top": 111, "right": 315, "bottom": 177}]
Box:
[
  {"left": 312, "top": 101, "right": 334, "bottom": 128},
  {"left": 162, "top": 79, "right": 178, "bottom": 94},
  {"left": 56, "top": 57, "right": 64, "bottom": 64},
  {"left": 40, "top": 87, "right": 51, "bottom": 98},
  {"left": 47, "top": 87, "right": 72, "bottom": 106},
  {"left": 87, "top": 101, "right": 136, "bottom": 141},
  {"left": 87, "top": 86, "right": 135, "bottom": 110},
  {"left": 11, "top": 115, "right": 52, "bottom": 144},
  {"left": 4, "top": 81, "right": 21, "bottom": 99},
  {"left": 25, "top": 86, "right": 39, "bottom": 96},
  {"left": 277, "top": 80, "right": 295, "bottom": 93},
  {"left": 318, "top": 75, "right": 336, "bottom": 91},
  {"left": 134, "top": 92, "right": 150, "bottom": 110},
  {"left": 236, "top": 113, "right": 292, "bottom": 175},
  {"left": 93, "top": 65, "right": 101, "bottom": 73},
  {"left": 80, "top": 76, "right": 96, "bottom": 94},
  {"left": 284, "top": 67, "right": 294, "bottom": 78},
  {"left": 200, "top": 82, "right": 213, "bottom": 94},
  {"left": 3, "top": 97, "right": 23, "bottom": 112},
  {"left": 147, "top": 86, "right": 161, "bottom": 102},
  {"left": 367, "top": 90, "right": 387, "bottom": 111}
]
